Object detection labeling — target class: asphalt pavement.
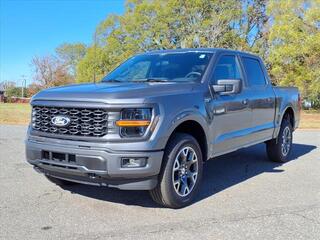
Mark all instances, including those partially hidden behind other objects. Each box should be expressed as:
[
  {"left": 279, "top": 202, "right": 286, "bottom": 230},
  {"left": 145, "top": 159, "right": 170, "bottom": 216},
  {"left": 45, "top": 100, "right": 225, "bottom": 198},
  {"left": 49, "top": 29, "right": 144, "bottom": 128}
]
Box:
[{"left": 0, "top": 125, "right": 319, "bottom": 240}]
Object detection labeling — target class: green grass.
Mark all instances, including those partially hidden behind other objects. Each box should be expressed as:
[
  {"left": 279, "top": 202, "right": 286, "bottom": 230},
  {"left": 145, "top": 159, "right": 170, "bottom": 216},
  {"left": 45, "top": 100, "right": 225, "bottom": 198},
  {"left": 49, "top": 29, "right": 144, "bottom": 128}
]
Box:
[
  {"left": 0, "top": 103, "right": 31, "bottom": 125},
  {"left": 0, "top": 103, "right": 319, "bottom": 129}
]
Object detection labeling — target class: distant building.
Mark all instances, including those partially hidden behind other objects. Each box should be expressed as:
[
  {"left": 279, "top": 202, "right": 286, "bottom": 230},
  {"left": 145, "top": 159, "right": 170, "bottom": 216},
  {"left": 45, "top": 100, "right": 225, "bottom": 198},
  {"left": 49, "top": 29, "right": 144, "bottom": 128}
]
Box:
[{"left": 0, "top": 83, "right": 5, "bottom": 102}]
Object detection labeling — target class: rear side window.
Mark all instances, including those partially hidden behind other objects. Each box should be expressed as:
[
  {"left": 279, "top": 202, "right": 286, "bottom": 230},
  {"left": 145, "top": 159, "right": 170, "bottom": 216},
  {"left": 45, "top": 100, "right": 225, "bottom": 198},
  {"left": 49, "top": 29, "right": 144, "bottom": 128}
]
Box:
[{"left": 242, "top": 57, "right": 266, "bottom": 86}]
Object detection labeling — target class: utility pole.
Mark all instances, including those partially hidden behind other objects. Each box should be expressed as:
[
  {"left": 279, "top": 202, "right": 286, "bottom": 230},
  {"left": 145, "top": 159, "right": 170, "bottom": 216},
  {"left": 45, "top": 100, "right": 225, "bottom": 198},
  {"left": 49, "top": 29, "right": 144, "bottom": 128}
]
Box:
[
  {"left": 93, "top": 31, "right": 97, "bottom": 84},
  {"left": 21, "top": 75, "right": 27, "bottom": 98}
]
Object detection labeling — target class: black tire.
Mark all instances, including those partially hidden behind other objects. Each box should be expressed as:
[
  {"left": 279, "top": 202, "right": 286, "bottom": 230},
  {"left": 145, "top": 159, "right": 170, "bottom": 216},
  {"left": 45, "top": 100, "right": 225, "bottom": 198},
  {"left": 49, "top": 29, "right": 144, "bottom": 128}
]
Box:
[
  {"left": 150, "top": 133, "right": 203, "bottom": 208},
  {"left": 266, "top": 118, "right": 293, "bottom": 163},
  {"left": 45, "top": 175, "right": 77, "bottom": 186}
]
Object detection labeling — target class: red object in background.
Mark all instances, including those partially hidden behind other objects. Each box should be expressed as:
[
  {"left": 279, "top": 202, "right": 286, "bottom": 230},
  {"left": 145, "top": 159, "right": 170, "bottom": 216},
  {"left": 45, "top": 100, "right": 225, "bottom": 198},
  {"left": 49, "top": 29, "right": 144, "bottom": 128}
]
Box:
[{"left": 3, "top": 97, "right": 31, "bottom": 103}]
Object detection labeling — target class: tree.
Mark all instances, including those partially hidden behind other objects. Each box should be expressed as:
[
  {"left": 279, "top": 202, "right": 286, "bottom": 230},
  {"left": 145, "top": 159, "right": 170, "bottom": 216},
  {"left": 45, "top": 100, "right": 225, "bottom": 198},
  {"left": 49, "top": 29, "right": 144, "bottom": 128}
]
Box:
[
  {"left": 74, "top": 0, "right": 319, "bottom": 108},
  {"left": 6, "top": 86, "right": 22, "bottom": 98},
  {"left": 0, "top": 81, "right": 16, "bottom": 91},
  {"left": 27, "top": 82, "right": 43, "bottom": 97},
  {"left": 31, "top": 55, "right": 74, "bottom": 88},
  {"left": 56, "top": 43, "right": 87, "bottom": 76},
  {"left": 76, "top": 46, "right": 110, "bottom": 83},
  {"left": 240, "top": 0, "right": 269, "bottom": 57},
  {"left": 267, "top": 0, "right": 320, "bottom": 105},
  {"left": 77, "top": 0, "right": 269, "bottom": 83}
]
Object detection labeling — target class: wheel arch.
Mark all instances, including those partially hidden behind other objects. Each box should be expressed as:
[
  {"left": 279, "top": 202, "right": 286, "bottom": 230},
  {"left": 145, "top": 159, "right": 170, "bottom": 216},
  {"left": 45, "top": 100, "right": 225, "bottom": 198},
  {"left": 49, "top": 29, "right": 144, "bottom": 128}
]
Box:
[
  {"left": 282, "top": 107, "right": 295, "bottom": 128},
  {"left": 165, "top": 119, "right": 208, "bottom": 162},
  {"left": 281, "top": 106, "right": 295, "bottom": 128},
  {"left": 273, "top": 105, "right": 296, "bottom": 139}
]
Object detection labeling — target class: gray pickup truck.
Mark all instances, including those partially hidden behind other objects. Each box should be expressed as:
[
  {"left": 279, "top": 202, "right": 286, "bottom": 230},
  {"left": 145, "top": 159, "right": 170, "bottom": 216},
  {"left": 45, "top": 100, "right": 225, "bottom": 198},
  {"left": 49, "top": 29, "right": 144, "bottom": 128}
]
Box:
[{"left": 26, "top": 48, "right": 300, "bottom": 208}]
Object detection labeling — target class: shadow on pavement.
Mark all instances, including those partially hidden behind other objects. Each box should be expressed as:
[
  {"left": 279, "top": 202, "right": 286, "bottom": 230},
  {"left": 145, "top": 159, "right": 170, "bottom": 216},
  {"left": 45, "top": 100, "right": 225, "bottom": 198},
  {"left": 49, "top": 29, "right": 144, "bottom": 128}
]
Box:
[{"left": 62, "top": 143, "right": 316, "bottom": 208}]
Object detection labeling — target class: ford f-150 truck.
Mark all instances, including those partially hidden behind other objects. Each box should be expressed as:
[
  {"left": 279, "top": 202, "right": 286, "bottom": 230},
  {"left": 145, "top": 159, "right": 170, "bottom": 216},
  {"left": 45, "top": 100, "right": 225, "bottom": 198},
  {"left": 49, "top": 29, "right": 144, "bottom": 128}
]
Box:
[{"left": 26, "top": 48, "right": 300, "bottom": 208}]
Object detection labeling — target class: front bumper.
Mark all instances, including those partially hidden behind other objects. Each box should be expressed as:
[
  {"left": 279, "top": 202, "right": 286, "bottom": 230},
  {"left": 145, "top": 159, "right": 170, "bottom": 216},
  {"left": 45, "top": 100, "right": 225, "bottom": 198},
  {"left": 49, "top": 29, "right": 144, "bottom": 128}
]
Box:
[{"left": 26, "top": 139, "right": 163, "bottom": 190}]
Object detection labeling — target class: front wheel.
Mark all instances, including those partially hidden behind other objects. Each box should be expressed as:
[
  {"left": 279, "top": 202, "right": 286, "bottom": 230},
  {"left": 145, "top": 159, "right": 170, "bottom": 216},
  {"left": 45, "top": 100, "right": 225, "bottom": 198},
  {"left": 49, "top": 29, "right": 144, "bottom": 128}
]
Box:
[
  {"left": 150, "top": 133, "right": 203, "bottom": 208},
  {"left": 266, "top": 118, "right": 293, "bottom": 163}
]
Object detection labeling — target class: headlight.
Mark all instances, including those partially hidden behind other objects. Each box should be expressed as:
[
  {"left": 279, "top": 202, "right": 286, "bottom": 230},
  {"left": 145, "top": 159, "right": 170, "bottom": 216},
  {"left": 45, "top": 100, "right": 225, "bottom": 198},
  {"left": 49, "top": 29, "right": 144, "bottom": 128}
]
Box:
[
  {"left": 31, "top": 107, "right": 38, "bottom": 127},
  {"left": 116, "top": 108, "right": 152, "bottom": 137}
]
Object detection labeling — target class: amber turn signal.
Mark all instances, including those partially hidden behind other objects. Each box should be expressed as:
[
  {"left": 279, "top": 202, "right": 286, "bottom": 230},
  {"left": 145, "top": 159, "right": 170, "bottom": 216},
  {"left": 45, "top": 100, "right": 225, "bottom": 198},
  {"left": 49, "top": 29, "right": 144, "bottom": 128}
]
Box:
[{"left": 116, "top": 120, "right": 151, "bottom": 127}]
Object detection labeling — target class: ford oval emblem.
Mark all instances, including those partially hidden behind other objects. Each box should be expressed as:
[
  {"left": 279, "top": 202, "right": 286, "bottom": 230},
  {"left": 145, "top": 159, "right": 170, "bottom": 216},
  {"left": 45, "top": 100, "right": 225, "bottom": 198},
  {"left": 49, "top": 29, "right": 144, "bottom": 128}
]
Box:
[{"left": 51, "top": 116, "right": 71, "bottom": 127}]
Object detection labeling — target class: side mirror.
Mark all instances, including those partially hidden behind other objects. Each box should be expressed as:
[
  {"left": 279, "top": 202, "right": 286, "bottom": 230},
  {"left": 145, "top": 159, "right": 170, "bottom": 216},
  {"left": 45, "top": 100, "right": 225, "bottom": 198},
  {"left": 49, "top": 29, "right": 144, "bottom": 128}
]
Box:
[{"left": 212, "top": 79, "right": 242, "bottom": 95}]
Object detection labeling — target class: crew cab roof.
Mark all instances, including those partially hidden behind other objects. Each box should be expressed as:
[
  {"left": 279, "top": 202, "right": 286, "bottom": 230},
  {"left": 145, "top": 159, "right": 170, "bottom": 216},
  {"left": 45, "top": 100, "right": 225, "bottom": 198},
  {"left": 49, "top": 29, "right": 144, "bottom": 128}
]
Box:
[{"left": 144, "top": 48, "right": 259, "bottom": 58}]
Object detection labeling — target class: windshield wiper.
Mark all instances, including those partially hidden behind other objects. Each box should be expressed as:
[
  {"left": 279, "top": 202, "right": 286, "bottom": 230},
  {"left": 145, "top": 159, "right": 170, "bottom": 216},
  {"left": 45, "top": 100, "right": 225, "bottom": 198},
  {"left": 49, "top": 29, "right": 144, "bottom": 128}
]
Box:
[{"left": 132, "top": 78, "right": 169, "bottom": 83}]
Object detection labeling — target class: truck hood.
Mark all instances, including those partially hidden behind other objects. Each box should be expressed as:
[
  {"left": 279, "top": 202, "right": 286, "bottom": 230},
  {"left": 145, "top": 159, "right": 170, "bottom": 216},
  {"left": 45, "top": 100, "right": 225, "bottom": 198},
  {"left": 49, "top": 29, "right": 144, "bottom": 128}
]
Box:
[{"left": 32, "top": 82, "right": 198, "bottom": 104}]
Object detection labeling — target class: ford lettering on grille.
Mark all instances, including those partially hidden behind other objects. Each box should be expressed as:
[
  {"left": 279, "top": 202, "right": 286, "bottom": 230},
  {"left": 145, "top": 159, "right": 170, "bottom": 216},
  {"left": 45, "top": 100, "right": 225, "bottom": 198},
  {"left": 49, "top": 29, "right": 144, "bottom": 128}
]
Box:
[{"left": 51, "top": 116, "right": 71, "bottom": 127}]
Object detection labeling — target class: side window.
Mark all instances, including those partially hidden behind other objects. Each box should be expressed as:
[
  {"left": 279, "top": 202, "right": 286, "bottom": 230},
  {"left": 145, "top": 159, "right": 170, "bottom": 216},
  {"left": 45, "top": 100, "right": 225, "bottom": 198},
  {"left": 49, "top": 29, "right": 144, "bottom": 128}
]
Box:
[
  {"left": 242, "top": 57, "right": 266, "bottom": 86},
  {"left": 212, "top": 55, "right": 241, "bottom": 82}
]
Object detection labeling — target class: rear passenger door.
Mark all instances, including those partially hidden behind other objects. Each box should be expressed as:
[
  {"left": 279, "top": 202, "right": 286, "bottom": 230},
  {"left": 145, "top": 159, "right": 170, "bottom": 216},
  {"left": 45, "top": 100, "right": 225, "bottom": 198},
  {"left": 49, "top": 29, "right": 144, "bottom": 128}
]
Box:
[{"left": 241, "top": 56, "right": 276, "bottom": 142}]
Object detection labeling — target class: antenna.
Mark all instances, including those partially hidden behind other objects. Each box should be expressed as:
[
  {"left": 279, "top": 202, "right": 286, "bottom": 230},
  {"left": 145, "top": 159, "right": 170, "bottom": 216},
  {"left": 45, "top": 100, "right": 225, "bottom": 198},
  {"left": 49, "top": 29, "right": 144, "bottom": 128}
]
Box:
[{"left": 93, "top": 31, "right": 97, "bottom": 84}]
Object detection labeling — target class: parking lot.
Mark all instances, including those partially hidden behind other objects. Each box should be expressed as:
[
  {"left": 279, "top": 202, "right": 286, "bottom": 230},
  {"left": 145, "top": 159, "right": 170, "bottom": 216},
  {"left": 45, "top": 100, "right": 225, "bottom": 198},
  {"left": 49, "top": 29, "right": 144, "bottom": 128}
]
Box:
[{"left": 0, "top": 125, "right": 319, "bottom": 239}]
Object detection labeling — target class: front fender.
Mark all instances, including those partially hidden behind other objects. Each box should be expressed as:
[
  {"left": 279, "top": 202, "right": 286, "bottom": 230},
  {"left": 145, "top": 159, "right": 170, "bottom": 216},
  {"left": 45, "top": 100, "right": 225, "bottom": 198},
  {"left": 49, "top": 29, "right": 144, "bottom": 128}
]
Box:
[{"left": 157, "top": 108, "right": 210, "bottom": 150}]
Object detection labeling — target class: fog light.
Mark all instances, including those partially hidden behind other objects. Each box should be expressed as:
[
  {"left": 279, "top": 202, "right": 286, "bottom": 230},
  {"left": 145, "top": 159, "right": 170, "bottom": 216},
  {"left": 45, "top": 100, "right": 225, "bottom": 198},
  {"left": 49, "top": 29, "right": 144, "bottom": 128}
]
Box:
[{"left": 121, "top": 157, "right": 147, "bottom": 168}]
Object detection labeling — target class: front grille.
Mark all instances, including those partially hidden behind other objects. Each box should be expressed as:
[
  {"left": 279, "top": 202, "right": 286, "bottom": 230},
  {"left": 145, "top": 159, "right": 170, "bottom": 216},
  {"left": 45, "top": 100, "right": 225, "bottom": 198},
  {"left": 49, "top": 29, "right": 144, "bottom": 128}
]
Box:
[{"left": 32, "top": 106, "right": 108, "bottom": 137}]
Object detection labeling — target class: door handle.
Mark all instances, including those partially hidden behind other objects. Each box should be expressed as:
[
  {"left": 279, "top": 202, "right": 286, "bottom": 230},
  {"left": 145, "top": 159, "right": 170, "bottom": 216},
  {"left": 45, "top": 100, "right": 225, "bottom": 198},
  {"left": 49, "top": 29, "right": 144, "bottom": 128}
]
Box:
[
  {"left": 242, "top": 99, "right": 249, "bottom": 105},
  {"left": 204, "top": 97, "right": 211, "bottom": 103}
]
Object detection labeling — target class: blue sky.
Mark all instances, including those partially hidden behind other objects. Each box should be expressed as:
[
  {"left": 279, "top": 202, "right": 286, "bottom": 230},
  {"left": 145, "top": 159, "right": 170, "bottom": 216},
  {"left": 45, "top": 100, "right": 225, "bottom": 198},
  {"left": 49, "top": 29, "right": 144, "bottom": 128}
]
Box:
[{"left": 0, "top": 0, "right": 125, "bottom": 86}]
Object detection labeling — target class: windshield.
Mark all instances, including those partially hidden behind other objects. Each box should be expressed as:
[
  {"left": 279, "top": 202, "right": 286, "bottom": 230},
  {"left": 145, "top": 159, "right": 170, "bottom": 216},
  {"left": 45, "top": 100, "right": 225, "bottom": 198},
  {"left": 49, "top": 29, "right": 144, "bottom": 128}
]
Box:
[{"left": 102, "top": 52, "right": 213, "bottom": 83}]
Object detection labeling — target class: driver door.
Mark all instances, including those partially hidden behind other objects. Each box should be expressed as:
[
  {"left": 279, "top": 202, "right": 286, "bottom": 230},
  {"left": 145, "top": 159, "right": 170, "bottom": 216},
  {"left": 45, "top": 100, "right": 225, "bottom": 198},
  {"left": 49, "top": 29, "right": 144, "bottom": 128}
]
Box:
[{"left": 208, "top": 54, "right": 253, "bottom": 156}]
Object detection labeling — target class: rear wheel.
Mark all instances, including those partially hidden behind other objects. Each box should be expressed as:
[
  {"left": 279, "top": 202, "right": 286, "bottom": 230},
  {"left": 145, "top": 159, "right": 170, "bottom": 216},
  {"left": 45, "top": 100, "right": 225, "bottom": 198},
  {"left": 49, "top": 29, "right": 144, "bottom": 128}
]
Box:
[
  {"left": 45, "top": 175, "right": 77, "bottom": 186},
  {"left": 266, "top": 118, "right": 293, "bottom": 163},
  {"left": 150, "top": 133, "right": 203, "bottom": 208}
]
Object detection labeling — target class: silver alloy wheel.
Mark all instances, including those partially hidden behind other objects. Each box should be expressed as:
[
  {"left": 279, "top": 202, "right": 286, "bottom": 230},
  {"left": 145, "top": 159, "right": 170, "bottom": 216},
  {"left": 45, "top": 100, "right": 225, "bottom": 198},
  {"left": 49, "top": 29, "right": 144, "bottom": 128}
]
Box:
[
  {"left": 281, "top": 126, "right": 291, "bottom": 156},
  {"left": 172, "top": 146, "right": 199, "bottom": 197}
]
